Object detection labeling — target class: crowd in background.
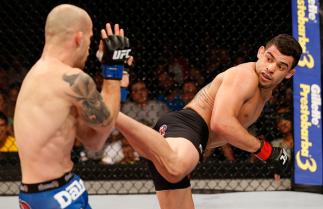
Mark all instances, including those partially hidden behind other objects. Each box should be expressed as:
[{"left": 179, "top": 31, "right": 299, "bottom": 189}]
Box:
[{"left": 0, "top": 44, "right": 294, "bottom": 165}]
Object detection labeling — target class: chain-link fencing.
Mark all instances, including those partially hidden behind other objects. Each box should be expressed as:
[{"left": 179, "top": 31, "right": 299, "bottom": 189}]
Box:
[{"left": 0, "top": 0, "right": 293, "bottom": 195}]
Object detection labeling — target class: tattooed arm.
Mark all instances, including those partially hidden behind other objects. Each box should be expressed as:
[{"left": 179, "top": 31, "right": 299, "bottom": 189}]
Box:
[{"left": 63, "top": 71, "right": 121, "bottom": 151}]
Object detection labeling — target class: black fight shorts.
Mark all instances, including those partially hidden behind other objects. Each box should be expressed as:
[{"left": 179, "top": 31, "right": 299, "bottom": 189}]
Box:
[{"left": 146, "top": 108, "right": 209, "bottom": 191}]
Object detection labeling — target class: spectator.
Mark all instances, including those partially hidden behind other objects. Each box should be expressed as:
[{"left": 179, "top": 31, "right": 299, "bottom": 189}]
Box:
[
  {"left": 121, "top": 80, "right": 170, "bottom": 163},
  {"left": 155, "top": 69, "right": 184, "bottom": 111},
  {"left": 101, "top": 80, "right": 170, "bottom": 164},
  {"left": 168, "top": 56, "right": 190, "bottom": 85},
  {"left": 0, "top": 112, "right": 17, "bottom": 152},
  {"left": 271, "top": 112, "right": 293, "bottom": 159},
  {"left": 123, "top": 79, "right": 169, "bottom": 126}
]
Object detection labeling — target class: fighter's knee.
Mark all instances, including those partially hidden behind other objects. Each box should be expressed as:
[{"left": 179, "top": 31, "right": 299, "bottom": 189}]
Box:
[
  {"left": 164, "top": 172, "right": 186, "bottom": 183},
  {"left": 163, "top": 162, "right": 187, "bottom": 183}
]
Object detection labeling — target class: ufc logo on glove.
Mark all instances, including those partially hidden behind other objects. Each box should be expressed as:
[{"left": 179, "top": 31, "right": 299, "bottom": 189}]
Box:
[{"left": 112, "top": 49, "right": 131, "bottom": 60}]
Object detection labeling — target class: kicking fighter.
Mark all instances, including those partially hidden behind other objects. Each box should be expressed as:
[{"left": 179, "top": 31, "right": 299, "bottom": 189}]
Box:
[{"left": 116, "top": 34, "right": 302, "bottom": 209}]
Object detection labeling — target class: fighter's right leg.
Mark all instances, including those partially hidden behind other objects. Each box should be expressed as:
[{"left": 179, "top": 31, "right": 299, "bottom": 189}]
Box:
[
  {"left": 146, "top": 151, "right": 196, "bottom": 209},
  {"left": 116, "top": 112, "right": 199, "bottom": 183},
  {"left": 156, "top": 188, "right": 195, "bottom": 209}
]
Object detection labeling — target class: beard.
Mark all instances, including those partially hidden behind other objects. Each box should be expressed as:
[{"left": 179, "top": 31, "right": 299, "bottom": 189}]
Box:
[{"left": 258, "top": 82, "right": 272, "bottom": 89}]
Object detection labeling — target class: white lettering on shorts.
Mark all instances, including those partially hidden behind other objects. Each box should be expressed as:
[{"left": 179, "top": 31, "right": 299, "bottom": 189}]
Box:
[{"left": 53, "top": 179, "right": 86, "bottom": 209}]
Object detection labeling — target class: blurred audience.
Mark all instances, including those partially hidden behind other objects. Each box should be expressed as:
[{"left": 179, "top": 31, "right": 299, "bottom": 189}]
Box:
[
  {"left": 205, "top": 47, "right": 231, "bottom": 83},
  {"left": 188, "top": 67, "right": 205, "bottom": 88},
  {"left": 0, "top": 90, "right": 9, "bottom": 117},
  {"left": 7, "top": 82, "right": 21, "bottom": 119},
  {"left": 154, "top": 68, "right": 184, "bottom": 111},
  {"left": 119, "top": 80, "right": 169, "bottom": 163},
  {"left": 0, "top": 112, "right": 17, "bottom": 152},
  {"left": 0, "top": 42, "right": 294, "bottom": 167},
  {"left": 168, "top": 56, "right": 190, "bottom": 85},
  {"left": 181, "top": 80, "right": 198, "bottom": 105},
  {"left": 101, "top": 79, "right": 170, "bottom": 165},
  {"left": 123, "top": 79, "right": 169, "bottom": 126}
]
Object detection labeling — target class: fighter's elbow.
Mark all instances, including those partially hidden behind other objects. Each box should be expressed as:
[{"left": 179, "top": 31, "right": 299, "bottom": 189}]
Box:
[{"left": 210, "top": 120, "right": 226, "bottom": 134}]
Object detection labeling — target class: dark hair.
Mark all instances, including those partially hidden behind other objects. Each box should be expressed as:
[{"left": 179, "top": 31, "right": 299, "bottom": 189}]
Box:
[
  {"left": 129, "top": 79, "right": 147, "bottom": 91},
  {"left": 0, "top": 111, "right": 8, "bottom": 125},
  {"left": 265, "top": 34, "right": 302, "bottom": 69}
]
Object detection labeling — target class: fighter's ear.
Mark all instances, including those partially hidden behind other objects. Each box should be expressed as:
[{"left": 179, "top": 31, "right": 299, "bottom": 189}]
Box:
[
  {"left": 75, "top": 31, "right": 83, "bottom": 46},
  {"left": 257, "top": 46, "right": 265, "bottom": 59},
  {"left": 285, "top": 69, "right": 295, "bottom": 79}
]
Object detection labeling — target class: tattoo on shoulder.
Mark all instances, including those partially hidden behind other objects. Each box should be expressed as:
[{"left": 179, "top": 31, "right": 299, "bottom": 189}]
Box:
[
  {"left": 192, "top": 83, "right": 211, "bottom": 108},
  {"left": 63, "top": 73, "right": 110, "bottom": 126}
]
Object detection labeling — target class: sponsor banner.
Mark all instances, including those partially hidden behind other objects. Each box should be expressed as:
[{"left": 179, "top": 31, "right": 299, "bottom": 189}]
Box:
[{"left": 292, "top": 0, "right": 322, "bottom": 186}]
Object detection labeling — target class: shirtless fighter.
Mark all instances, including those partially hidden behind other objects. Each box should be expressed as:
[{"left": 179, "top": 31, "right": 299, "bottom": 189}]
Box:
[
  {"left": 14, "top": 4, "right": 131, "bottom": 209},
  {"left": 116, "top": 34, "right": 302, "bottom": 209}
]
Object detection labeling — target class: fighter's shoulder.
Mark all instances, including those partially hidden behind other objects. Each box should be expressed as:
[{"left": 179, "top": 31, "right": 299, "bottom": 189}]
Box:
[
  {"left": 63, "top": 65, "right": 85, "bottom": 76},
  {"left": 62, "top": 65, "right": 93, "bottom": 81},
  {"left": 61, "top": 68, "right": 97, "bottom": 105},
  {"left": 220, "top": 62, "right": 258, "bottom": 95},
  {"left": 223, "top": 62, "right": 257, "bottom": 81}
]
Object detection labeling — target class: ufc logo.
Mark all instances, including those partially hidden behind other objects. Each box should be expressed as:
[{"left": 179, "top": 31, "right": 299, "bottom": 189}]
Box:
[
  {"left": 280, "top": 149, "right": 288, "bottom": 165},
  {"left": 112, "top": 49, "right": 131, "bottom": 60}
]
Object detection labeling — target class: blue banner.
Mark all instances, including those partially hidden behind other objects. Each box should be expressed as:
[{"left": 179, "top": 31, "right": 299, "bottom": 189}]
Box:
[{"left": 292, "top": 0, "right": 322, "bottom": 186}]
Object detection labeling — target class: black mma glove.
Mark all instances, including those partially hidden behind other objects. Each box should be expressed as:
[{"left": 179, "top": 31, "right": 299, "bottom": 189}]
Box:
[
  {"left": 100, "top": 35, "right": 131, "bottom": 80},
  {"left": 254, "top": 140, "right": 289, "bottom": 175}
]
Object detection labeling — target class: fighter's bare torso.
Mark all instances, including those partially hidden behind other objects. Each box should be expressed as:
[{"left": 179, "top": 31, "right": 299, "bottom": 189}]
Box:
[
  {"left": 186, "top": 62, "right": 271, "bottom": 149},
  {"left": 14, "top": 57, "right": 80, "bottom": 183}
]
